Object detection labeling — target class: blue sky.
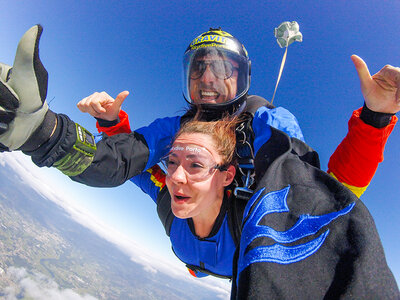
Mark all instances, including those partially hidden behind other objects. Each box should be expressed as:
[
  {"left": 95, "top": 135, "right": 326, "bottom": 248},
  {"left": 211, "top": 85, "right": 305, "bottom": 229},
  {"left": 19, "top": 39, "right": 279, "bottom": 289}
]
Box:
[{"left": 0, "top": 0, "right": 399, "bottom": 286}]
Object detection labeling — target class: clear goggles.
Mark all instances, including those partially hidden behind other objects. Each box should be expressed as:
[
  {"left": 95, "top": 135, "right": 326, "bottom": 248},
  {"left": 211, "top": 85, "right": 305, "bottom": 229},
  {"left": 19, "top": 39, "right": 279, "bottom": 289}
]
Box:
[{"left": 160, "top": 144, "right": 227, "bottom": 182}]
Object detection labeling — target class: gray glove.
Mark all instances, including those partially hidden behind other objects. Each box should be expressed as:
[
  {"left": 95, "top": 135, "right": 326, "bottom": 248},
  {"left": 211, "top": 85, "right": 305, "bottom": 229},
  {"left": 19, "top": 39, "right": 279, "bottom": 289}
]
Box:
[{"left": 0, "top": 25, "right": 50, "bottom": 151}]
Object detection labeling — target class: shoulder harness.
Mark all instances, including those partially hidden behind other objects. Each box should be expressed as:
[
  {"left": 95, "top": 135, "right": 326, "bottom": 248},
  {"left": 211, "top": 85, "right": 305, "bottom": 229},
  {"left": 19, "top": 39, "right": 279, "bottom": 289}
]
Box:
[{"left": 229, "top": 95, "right": 274, "bottom": 246}]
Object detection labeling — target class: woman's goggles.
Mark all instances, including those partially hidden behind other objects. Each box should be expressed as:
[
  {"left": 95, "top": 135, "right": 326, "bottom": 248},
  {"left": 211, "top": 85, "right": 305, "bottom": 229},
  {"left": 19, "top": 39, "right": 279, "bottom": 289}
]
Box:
[
  {"left": 160, "top": 144, "right": 226, "bottom": 182},
  {"left": 189, "top": 59, "right": 238, "bottom": 80}
]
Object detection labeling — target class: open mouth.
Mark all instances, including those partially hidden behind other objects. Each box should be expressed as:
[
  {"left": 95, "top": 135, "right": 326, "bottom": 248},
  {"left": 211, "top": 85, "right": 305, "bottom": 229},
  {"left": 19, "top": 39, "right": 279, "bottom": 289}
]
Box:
[
  {"left": 200, "top": 90, "right": 219, "bottom": 102},
  {"left": 174, "top": 194, "right": 190, "bottom": 204}
]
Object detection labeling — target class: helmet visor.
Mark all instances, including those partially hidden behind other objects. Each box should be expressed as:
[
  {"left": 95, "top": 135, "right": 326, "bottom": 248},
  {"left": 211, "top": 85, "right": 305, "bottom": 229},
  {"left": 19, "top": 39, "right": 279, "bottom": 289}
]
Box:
[{"left": 182, "top": 47, "right": 250, "bottom": 106}]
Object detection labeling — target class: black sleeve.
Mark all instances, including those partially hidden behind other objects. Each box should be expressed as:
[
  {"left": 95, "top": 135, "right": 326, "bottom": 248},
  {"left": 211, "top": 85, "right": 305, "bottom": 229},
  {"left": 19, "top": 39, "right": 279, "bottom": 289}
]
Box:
[
  {"left": 71, "top": 130, "right": 149, "bottom": 187},
  {"left": 26, "top": 113, "right": 150, "bottom": 187}
]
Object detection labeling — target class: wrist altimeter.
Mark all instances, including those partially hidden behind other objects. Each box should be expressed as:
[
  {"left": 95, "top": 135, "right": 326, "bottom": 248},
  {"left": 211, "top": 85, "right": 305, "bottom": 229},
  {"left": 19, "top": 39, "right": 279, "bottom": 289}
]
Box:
[{"left": 53, "top": 123, "right": 96, "bottom": 176}]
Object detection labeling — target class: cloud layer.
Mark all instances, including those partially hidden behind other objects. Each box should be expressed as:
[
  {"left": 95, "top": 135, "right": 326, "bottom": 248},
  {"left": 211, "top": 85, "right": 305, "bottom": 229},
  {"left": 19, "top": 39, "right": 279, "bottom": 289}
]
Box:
[
  {"left": 0, "top": 152, "right": 231, "bottom": 298},
  {"left": 3, "top": 267, "right": 98, "bottom": 300}
]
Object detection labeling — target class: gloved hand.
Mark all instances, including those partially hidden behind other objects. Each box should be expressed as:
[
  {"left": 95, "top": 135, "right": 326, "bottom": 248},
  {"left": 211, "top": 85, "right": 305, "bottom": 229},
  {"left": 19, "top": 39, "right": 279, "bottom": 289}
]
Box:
[
  {"left": 0, "top": 25, "right": 52, "bottom": 151},
  {"left": 0, "top": 63, "right": 18, "bottom": 136}
]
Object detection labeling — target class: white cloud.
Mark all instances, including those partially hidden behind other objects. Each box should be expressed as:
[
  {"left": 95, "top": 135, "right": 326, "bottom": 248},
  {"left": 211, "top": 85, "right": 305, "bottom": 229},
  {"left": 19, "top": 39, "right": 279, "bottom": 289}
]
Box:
[
  {"left": 0, "top": 152, "right": 231, "bottom": 298},
  {"left": 4, "top": 267, "right": 98, "bottom": 300}
]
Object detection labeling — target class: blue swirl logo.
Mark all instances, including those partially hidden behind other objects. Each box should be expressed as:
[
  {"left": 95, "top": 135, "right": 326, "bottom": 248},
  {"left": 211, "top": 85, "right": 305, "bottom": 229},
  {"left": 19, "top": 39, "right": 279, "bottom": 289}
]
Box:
[{"left": 237, "top": 186, "right": 355, "bottom": 279}]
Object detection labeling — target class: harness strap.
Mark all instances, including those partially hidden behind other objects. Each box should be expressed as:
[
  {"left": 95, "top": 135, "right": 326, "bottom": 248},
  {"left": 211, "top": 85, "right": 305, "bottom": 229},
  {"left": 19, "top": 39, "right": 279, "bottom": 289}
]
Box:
[
  {"left": 234, "top": 114, "right": 256, "bottom": 200},
  {"left": 233, "top": 95, "right": 273, "bottom": 197}
]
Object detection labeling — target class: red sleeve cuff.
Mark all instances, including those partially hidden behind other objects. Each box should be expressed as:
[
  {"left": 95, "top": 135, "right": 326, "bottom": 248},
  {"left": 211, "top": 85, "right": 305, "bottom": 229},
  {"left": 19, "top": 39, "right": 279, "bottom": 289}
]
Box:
[
  {"left": 96, "top": 110, "right": 131, "bottom": 135},
  {"left": 327, "top": 107, "right": 397, "bottom": 187}
]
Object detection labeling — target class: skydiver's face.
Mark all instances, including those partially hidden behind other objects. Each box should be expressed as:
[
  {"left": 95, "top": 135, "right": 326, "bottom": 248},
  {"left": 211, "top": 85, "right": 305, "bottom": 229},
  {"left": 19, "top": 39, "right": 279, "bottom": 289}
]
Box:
[
  {"left": 165, "top": 133, "right": 234, "bottom": 222},
  {"left": 189, "top": 54, "right": 239, "bottom": 104}
]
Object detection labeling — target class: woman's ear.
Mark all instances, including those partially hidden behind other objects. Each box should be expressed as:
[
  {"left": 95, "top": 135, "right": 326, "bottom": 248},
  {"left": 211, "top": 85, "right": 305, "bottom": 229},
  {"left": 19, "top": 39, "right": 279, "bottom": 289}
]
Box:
[{"left": 223, "top": 165, "right": 236, "bottom": 186}]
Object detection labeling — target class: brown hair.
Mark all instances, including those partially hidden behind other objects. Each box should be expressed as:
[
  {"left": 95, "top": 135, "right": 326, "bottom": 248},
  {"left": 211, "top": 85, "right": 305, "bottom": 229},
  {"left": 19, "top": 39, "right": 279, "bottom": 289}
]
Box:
[{"left": 175, "top": 114, "right": 239, "bottom": 166}]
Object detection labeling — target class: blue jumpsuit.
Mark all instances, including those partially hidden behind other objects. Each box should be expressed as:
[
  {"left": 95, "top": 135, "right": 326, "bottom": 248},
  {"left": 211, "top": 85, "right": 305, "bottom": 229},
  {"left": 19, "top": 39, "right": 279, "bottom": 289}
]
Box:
[{"left": 129, "top": 105, "right": 304, "bottom": 278}]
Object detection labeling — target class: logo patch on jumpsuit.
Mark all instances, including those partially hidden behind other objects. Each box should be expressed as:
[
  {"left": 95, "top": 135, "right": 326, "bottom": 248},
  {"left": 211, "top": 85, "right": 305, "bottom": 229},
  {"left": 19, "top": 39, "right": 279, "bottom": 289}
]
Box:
[{"left": 237, "top": 186, "right": 355, "bottom": 278}]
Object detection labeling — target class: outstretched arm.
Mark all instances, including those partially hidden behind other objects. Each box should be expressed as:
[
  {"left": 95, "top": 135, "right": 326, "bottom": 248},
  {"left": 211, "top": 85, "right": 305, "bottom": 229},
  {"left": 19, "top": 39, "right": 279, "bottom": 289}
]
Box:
[
  {"left": 77, "top": 89, "right": 182, "bottom": 170},
  {"left": 0, "top": 25, "right": 153, "bottom": 186},
  {"left": 328, "top": 55, "right": 399, "bottom": 197}
]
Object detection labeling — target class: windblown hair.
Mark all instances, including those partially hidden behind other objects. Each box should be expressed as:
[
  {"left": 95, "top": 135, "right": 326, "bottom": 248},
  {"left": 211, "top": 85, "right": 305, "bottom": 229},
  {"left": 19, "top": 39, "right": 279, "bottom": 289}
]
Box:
[{"left": 176, "top": 112, "right": 239, "bottom": 166}]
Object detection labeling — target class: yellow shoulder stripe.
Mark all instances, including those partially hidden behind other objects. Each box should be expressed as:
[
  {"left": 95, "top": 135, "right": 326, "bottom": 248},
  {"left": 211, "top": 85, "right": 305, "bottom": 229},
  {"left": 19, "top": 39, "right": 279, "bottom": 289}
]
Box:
[{"left": 329, "top": 172, "right": 368, "bottom": 198}]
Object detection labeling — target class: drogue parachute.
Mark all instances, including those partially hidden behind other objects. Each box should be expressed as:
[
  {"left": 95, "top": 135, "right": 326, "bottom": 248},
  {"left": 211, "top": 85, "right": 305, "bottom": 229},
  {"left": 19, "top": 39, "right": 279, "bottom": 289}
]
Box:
[
  {"left": 274, "top": 21, "right": 303, "bottom": 48},
  {"left": 271, "top": 21, "right": 303, "bottom": 104}
]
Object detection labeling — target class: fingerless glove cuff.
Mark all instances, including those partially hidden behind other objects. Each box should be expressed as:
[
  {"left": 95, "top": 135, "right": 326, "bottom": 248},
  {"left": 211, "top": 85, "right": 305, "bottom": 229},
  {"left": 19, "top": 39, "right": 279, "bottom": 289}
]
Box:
[
  {"left": 19, "top": 109, "right": 57, "bottom": 152},
  {"left": 95, "top": 117, "right": 120, "bottom": 127},
  {"left": 360, "top": 103, "right": 395, "bottom": 128}
]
